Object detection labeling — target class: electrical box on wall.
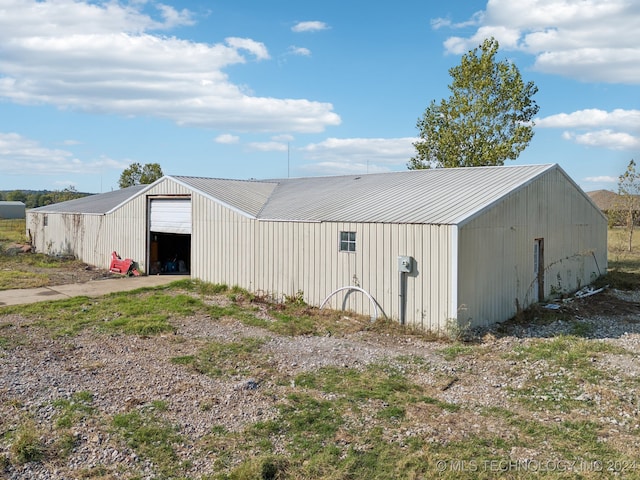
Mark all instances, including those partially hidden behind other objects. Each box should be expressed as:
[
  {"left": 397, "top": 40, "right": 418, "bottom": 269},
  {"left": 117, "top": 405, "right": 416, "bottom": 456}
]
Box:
[{"left": 398, "top": 256, "right": 413, "bottom": 273}]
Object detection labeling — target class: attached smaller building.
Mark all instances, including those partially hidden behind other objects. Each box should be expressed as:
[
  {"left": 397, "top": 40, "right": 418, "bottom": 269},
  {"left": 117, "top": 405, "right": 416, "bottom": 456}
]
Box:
[{"left": 0, "top": 201, "right": 26, "bottom": 220}]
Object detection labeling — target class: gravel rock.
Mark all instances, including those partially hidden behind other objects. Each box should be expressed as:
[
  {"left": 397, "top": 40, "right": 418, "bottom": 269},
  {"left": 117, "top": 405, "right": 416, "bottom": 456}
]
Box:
[{"left": 1, "top": 287, "right": 639, "bottom": 478}]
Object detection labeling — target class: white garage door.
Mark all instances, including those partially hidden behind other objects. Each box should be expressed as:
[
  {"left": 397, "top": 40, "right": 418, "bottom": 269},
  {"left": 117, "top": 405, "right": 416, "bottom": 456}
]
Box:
[{"left": 149, "top": 199, "right": 191, "bottom": 234}]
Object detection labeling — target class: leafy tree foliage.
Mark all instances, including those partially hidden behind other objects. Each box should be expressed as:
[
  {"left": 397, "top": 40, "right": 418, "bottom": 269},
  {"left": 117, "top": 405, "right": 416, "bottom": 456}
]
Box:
[
  {"left": 0, "top": 187, "right": 88, "bottom": 208},
  {"left": 614, "top": 159, "right": 640, "bottom": 252},
  {"left": 409, "top": 38, "right": 539, "bottom": 169},
  {"left": 118, "top": 163, "right": 163, "bottom": 189},
  {"left": 5, "top": 190, "right": 27, "bottom": 203}
]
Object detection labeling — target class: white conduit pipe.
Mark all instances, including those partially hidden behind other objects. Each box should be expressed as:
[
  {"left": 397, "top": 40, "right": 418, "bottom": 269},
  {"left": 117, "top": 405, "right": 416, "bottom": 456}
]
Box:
[{"left": 319, "top": 286, "right": 380, "bottom": 323}]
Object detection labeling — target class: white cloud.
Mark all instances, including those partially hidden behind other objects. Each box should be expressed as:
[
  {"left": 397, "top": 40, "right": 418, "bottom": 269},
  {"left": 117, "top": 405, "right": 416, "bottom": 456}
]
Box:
[
  {"left": 303, "top": 161, "right": 390, "bottom": 176},
  {"left": 225, "top": 37, "right": 270, "bottom": 60},
  {"left": 431, "top": 11, "right": 484, "bottom": 30},
  {"left": 437, "top": 0, "right": 640, "bottom": 84},
  {"left": 155, "top": 4, "right": 195, "bottom": 29},
  {"left": 0, "top": 132, "right": 129, "bottom": 175},
  {"left": 584, "top": 175, "right": 617, "bottom": 183},
  {"left": 272, "top": 134, "right": 294, "bottom": 142},
  {"left": 562, "top": 130, "right": 640, "bottom": 150},
  {"left": 0, "top": 1, "right": 340, "bottom": 133},
  {"left": 299, "top": 137, "right": 416, "bottom": 174},
  {"left": 291, "top": 21, "right": 329, "bottom": 33},
  {"left": 215, "top": 134, "right": 240, "bottom": 144},
  {"left": 536, "top": 108, "right": 640, "bottom": 150},
  {"left": 287, "top": 46, "right": 312, "bottom": 57},
  {"left": 443, "top": 26, "right": 522, "bottom": 54},
  {"left": 247, "top": 141, "right": 288, "bottom": 152},
  {"left": 536, "top": 109, "right": 640, "bottom": 129}
]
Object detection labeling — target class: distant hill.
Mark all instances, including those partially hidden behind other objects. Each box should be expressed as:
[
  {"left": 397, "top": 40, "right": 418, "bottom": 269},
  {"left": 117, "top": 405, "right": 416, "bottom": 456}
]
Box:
[{"left": 587, "top": 189, "right": 640, "bottom": 212}]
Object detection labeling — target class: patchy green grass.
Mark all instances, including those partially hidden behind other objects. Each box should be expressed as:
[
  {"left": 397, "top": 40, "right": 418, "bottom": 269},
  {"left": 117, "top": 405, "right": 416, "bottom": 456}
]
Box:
[
  {"left": 598, "top": 227, "right": 640, "bottom": 290},
  {"left": 0, "top": 251, "right": 98, "bottom": 291},
  {"left": 505, "top": 335, "right": 630, "bottom": 412},
  {"left": 3, "top": 268, "right": 640, "bottom": 479},
  {"left": 0, "top": 270, "right": 51, "bottom": 290},
  {"left": 294, "top": 362, "right": 420, "bottom": 402},
  {"left": 0, "top": 219, "right": 26, "bottom": 245},
  {"left": 509, "top": 335, "right": 627, "bottom": 370},
  {"left": 111, "top": 405, "right": 188, "bottom": 478},
  {"left": 8, "top": 418, "right": 44, "bottom": 464},
  {"left": 0, "top": 289, "right": 202, "bottom": 336},
  {"left": 0, "top": 321, "right": 16, "bottom": 350},
  {"left": 438, "top": 343, "right": 477, "bottom": 361},
  {"left": 0, "top": 218, "right": 110, "bottom": 290},
  {"left": 52, "top": 391, "right": 95, "bottom": 429},
  {"left": 171, "top": 336, "right": 269, "bottom": 378},
  {"left": 199, "top": 360, "right": 465, "bottom": 479}
]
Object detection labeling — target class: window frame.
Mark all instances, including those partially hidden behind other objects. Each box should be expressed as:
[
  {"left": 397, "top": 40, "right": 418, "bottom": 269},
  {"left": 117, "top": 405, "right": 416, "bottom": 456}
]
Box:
[{"left": 339, "top": 230, "right": 356, "bottom": 253}]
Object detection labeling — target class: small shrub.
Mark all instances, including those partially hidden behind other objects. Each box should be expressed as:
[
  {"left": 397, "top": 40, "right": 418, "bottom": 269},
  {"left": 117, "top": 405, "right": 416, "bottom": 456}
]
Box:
[
  {"left": 284, "top": 290, "right": 306, "bottom": 306},
  {"left": 444, "top": 317, "right": 472, "bottom": 341},
  {"left": 10, "top": 419, "right": 44, "bottom": 464},
  {"left": 230, "top": 455, "right": 289, "bottom": 480}
]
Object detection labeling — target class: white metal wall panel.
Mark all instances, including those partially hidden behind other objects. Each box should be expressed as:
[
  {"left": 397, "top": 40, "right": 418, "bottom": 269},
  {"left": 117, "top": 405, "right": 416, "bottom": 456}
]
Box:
[
  {"left": 26, "top": 171, "right": 606, "bottom": 334},
  {"left": 27, "top": 178, "right": 193, "bottom": 273},
  {"left": 457, "top": 167, "right": 607, "bottom": 329},
  {"left": 190, "top": 187, "right": 456, "bottom": 331},
  {"left": 150, "top": 199, "right": 191, "bottom": 234}
]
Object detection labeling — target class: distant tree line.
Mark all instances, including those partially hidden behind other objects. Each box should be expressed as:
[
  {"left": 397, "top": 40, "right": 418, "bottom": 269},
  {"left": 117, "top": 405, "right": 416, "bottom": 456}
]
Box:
[{"left": 0, "top": 186, "right": 90, "bottom": 208}]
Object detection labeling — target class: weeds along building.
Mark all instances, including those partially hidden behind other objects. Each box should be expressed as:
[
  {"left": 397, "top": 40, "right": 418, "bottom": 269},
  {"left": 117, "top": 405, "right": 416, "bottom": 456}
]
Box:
[{"left": 26, "top": 164, "right": 607, "bottom": 333}]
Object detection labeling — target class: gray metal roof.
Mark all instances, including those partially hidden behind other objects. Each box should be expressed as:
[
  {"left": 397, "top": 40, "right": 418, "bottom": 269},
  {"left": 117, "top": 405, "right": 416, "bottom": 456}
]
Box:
[
  {"left": 170, "top": 176, "right": 278, "bottom": 218},
  {"left": 30, "top": 185, "right": 146, "bottom": 214},
  {"left": 29, "top": 164, "right": 565, "bottom": 225},
  {"left": 258, "top": 164, "right": 556, "bottom": 224}
]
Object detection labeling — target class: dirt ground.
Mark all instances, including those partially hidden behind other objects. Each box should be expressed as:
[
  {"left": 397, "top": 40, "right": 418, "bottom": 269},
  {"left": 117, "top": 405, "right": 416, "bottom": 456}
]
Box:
[
  {"left": 30, "top": 261, "right": 116, "bottom": 286},
  {"left": 4, "top": 256, "right": 640, "bottom": 479},
  {"left": 0, "top": 250, "right": 117, "bottom": 289}
]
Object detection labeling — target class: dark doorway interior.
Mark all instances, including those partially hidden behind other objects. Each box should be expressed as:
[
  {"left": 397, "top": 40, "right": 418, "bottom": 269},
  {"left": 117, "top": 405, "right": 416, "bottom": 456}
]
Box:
[
  {"left": 534, "top": 238, "right": 544, "bottom": 302},
  {"left": 149, "top": 232, "right": 190, "bottom": 275}
]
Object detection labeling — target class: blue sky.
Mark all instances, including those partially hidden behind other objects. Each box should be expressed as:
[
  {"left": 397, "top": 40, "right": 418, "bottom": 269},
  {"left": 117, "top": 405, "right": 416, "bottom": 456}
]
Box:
[{"left": 0, "top": 0, "right": 638, "bottom": 193}]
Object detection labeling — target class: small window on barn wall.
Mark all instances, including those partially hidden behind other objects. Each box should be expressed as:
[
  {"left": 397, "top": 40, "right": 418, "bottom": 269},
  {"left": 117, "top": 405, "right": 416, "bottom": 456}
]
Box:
[
  {"left": 43, "top": 215, "right": 48, "bottom": 227},
  {"left": 339, "top": 231, "right": 356, "bottom": 252}
]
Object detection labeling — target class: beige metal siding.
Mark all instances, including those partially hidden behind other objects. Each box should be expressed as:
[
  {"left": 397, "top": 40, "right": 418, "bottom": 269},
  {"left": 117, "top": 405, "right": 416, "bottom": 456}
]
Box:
[
  {"left": 190, "top": 191, "right": 255, "bottom": 288},
  {"left": 190, "top": 194, "right": 455, "bottom": 330},
  {"left": 28, "top": 180, "right": 456, "bottom": 331},
  {"left": 457, "top": 168, "right": 607, "bottom": 328},
  {"left": 26, "top": 168, "right": 606, "bottom": 334},
  {"left": 27, "top": 178, "right": 192, "bottom": 272}
]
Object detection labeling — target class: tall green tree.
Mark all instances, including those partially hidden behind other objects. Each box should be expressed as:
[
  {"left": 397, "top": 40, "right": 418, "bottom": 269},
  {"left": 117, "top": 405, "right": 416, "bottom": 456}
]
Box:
[
  {"left": 615, "top": 159, "right": 640, "bottom": 252},
  {"left": 6, "top": 190, "right": 27, "bottom": 203},
  {"left": 408, "top": 38, "right": 539, "bottom": 169},
  {"left": 118, "top": 163, "right": 164, "bottom": 188}
]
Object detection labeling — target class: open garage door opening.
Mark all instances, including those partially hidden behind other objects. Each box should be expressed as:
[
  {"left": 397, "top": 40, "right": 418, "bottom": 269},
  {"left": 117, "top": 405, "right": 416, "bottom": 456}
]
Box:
[
  {"left": 148, "top": 198, "right": 191, "bottom": 275},
  {"left": 149, "top": 232, "right": 190, "bottom": 274}
]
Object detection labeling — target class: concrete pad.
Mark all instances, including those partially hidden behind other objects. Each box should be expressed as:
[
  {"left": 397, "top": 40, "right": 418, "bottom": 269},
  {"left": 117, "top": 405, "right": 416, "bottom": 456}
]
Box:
[{"left": 0, "top": 275, "right": 188, "bottom": 307}]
